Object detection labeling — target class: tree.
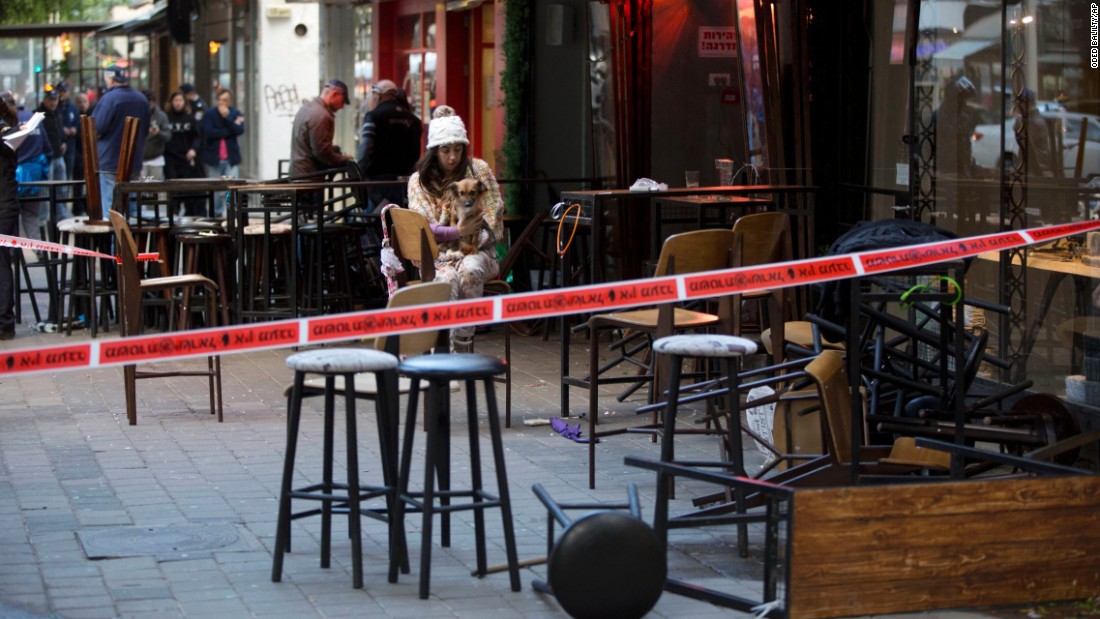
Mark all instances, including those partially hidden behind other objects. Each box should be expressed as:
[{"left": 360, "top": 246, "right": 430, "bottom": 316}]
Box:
[{"left": 0, "top": 0, "right": 118, "bottom": 25}]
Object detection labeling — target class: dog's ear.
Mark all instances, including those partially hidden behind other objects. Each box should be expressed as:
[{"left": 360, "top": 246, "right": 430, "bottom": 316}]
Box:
[
  {"left": 475, "top": 179, "right": 486, "bottom": 195},
  {"left": 444, "top": 182, "right": 459, "bottom": 200}
]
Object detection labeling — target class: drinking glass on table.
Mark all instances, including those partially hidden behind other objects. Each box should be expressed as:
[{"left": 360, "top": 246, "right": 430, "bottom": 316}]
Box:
[{"left": 685, "top": 171, "right": 700, "bottom": 188}]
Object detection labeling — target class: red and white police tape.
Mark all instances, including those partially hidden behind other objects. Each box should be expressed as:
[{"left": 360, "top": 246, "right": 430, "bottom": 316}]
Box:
[
  {"left": 2, "top": 219, "right": 1098, "bottom": 377},
  {"left": 0, "top": 233, "right": 159, "bottom": 263}
]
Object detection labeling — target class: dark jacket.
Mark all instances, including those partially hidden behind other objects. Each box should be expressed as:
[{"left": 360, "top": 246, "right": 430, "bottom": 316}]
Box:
[
  {"left": 198, "top": 105, "right": 244, "bottom": 167},
  {"left": 59, "top": 98, "right": 79, "bottom": 166},
  {"left": 1, "top": 121, "right": 18, "bottom": 223},
  {"left": 15, "top": 109, "right": 52, "bottom": 164},
  {"left": 164, "top": 108, "right": 202, "bottom": 172},
  {"left": 36, "top": 104, "right": 64, "bottom": 160},
  {"left": 356, "top": 98, "right": 422, "bottom": 180},
  {"left": 91, "top": 84, "right": 150, "bottom": 176}
]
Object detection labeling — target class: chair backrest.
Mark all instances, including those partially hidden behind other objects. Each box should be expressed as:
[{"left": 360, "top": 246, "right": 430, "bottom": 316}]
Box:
[
  {"left": 652, "top": 228, "right": 736, "bottom": 277},
  {"left": 115, "top": 116, "right": 142, "bottom": 186},
  {"left": 81, "top": 115, "right": 102, "bottom": 220},
  {"left": 388, "top": 207, "right": 439, "bottom": 282},
  {"left": 108, "top": 210, "right": 143, "bottom": 337},
  {"left": 731, "top": 212, "right": 791, "bottom": 267},
  {"left": 374, "top": 281, "right": 451, "bottom": 356},
  {"left": 804, "top": 349, "right": 854, "bottom": 466}
]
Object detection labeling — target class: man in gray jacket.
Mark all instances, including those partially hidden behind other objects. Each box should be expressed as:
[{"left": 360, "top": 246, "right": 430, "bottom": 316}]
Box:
[{"left": 289, "top": 79, "right": 353, "bottom": 180}]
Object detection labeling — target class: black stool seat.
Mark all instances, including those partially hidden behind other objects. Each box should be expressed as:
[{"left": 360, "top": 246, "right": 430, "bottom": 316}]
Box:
[
  {"left": 394, "top": 351, "right": 520, "bottom": 599},
  {"left": 298, "top": 222, "right": 353, "bottom": 234},
  {"left": 172, "top": 221, "right": 223, "bottom": 235},
  {"left": 272, "top": 347, "right": 403, "bottom": 590},
  {"left": 397, "top": 353, "right": 505, "bottom": 380}
]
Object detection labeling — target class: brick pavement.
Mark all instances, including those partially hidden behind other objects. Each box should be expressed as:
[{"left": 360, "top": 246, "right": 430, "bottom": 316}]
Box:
[{"left": 0, "top": 279, "right": 1044, "bottom": 619}]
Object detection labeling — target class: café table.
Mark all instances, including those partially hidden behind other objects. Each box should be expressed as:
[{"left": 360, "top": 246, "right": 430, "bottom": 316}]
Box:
[
  {"left": 652, "top": 194, "right": 775, "bottom": 258},
  {"left": 229, "top": 182, "right": 334, "bottom": 323},
  {"left": 116, "top": 177, "right": 259, "bottom": 226},
  {"left": 977, "top": 247, "right": 1100, "bottom": 381},
  {"left": 559, "top": 185, "right": 815, "bottom": 283}
]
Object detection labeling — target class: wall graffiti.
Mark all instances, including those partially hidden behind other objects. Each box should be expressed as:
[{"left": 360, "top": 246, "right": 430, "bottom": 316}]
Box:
[{"left": 264, "top": 84, "right": 301, "bottom": 114}]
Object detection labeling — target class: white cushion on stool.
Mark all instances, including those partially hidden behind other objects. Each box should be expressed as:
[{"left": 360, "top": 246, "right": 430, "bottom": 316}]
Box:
[
  {"left": 653, "top": 334, "right": 757, "bottom": 358},
  {"left": 286, "top": 348, "right": 398, "bottom": 374},
  {"left": 244, "top": 222, "right": 292, "bottom": 235}
]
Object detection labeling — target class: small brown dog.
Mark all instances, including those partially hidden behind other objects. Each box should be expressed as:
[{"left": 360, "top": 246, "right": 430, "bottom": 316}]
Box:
[{"left": 444, "top": 178, "right": 487, "bottom": 255}]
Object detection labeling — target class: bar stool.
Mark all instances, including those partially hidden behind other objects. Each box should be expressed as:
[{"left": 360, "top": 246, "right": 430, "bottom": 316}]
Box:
[
  {"left": 272, "top": 348, "right": 402, "bottom": 590},
  {"left": 175, "top": 230, "right": 232, "bottom": 326},
  {"left": 298, "top": 222, "right": 362, "bottom": 315},
  {"left": 239, "top": 220, "right": 294, "bottom": 322},
  {"left": 393, "top": 352, "right": 521, "bottom": 599},
  {"left": 58, "top": 218, "right": 117, "bottom": 337},
  {"left": 650, "top": 334, "right": 757, "bottom": 557}
]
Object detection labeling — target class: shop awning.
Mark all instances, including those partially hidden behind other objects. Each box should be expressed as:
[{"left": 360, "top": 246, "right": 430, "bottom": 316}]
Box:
[
  {"left": 97, "top": 4, "right": 168, "bottom": 36},
  {"left": 0, "top": 22, "right": 110, "bottom": 37}
]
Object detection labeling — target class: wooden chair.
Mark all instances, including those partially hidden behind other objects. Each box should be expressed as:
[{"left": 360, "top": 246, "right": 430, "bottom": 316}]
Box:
[
  {"left": 386, "top": 207, "right": 513, "bottom": 426},
  {"left": 804, "top": 349, "right": 952, "bottom": 475},
  {"left": 561, "top": 228, "right": 738, "bottom": 488},
  {"left": 80, "top": 115, "right": 103, "bottom": 221},
  {"left": 108, "top": 210, "right": 223, "bottom": 425},
  {"left": 731, "top": 212, "right": 793, "bottom": 363}
]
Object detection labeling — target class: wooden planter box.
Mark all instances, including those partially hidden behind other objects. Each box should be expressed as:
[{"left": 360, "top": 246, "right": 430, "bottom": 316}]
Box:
[
  {"left": 787, "top": 475, "right": 1100, "bottom": 618},
  {"left": 627, "top": 457, "right": 1100, "bottom": 618}
]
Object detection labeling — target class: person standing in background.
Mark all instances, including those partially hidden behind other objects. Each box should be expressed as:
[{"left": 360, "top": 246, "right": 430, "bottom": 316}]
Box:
[
  {"left": 3, "top": 91, "right": 51, "bottom": 242},
  {"left": 38, "top": 86, "right": 65, "bottom": 184},
  {"left": 91, "top": 67, "right": 149, "bottom": 213},
  {"left": 164, "top": 90, "right": 205, "bottom": 215},
  {"left": 180, "top": 83, "right": 205, "bottom": 121},
  {"left": 141, "top": 89, "right": 172, "bottom": 181},
  {"left": 356, "top": 79, "right": 422, "bottom": 209},
  {"left": 0, "top": 96, "right": 21, "bottom": 339},
  {"left": 290, "top": 79, "right": 353, "bottom": 180},
  {"left": 56, "top": 82, "right": 79, "bottom": 181},
  {"left": 70, "top": 90, "right": 91, "bottom": 216},
  {"left": 198, "top": 89, "right": 244, "bottom": 215},
  {"left": 36, "top": 85, "right": 70, "bottom": 222},
  {"left": 199, "top": 89, "right": 244, "bottom": 179}
]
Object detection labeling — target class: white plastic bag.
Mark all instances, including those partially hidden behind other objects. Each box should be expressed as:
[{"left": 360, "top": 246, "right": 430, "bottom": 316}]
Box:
[
  {"left": 379, "top": 204, "right": 405, "bottom": 297},
  {"left": 745, "top": 385, "right": 776, "bottom": 460}
]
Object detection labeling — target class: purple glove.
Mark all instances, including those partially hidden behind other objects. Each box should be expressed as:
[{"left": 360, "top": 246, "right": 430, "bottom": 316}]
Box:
[
  {"left": 429, "top": 222, "right": 459, "bottom": 242},
  {"left": 550, "top": 417, "right": 598, "bottom": 443}
]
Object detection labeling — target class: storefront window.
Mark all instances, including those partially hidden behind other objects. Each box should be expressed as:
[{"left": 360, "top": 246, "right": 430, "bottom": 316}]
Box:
[
  {"left": 869, "top": 0, "right": 1100, "bottom": 403},
  {"left": 397, "top": 11, "right": 437, "bottom": 123}
]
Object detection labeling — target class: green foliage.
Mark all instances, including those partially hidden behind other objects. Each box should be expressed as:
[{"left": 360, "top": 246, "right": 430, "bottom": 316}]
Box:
[
  {"left": 499, "top": 0, "right": 530, "bottom": 216},
  {"left": 0, "top": 0, "right": 117, "bottom": 25}
]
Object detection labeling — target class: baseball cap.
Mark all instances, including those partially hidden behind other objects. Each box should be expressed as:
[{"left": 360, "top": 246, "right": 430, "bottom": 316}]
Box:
[
  {"left": 371, "top": 80, "right": 398, "bottom": 96},
  {"left": 180, "top": 83, "right": 195, "bottom": 93},
  {"left": 325, "top": 79, "right": 349, "bottom": 101},
  {"left": 107, "top": 66, "right": 129, "bottom": 84},
  {"left": 54, "top": 81, "right": 69, "bottom": 93},
  {"left": 42, "top": 84, "right": 59, "bottom": 99}
]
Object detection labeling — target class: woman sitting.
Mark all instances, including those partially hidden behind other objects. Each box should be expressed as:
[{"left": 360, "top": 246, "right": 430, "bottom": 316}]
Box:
[{"left": 407, "top": 105, "right": 504, "bottom": 352}]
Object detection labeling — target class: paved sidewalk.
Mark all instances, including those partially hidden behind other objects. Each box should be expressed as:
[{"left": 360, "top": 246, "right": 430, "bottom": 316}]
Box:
[{"left": 0, "top": 285, "right": 1060, "bottom": 619}]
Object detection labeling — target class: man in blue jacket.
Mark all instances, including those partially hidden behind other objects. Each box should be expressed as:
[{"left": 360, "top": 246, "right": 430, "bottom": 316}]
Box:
[
  {"left": 2, "top": 91, "right": 51, "bottom": 242},
  {"left": 91, "top": 67, "right": 149, "bottom": 213}
]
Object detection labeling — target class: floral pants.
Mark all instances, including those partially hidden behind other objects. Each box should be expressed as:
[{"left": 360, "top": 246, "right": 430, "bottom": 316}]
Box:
[{"left": 433, "top": 248, "right": 499, "bottom": 346}]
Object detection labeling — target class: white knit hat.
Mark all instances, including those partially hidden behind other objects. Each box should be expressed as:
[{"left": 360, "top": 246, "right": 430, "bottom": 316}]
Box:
[{"left": 426, "top": 105, "right": 469, "bottom": 149}]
